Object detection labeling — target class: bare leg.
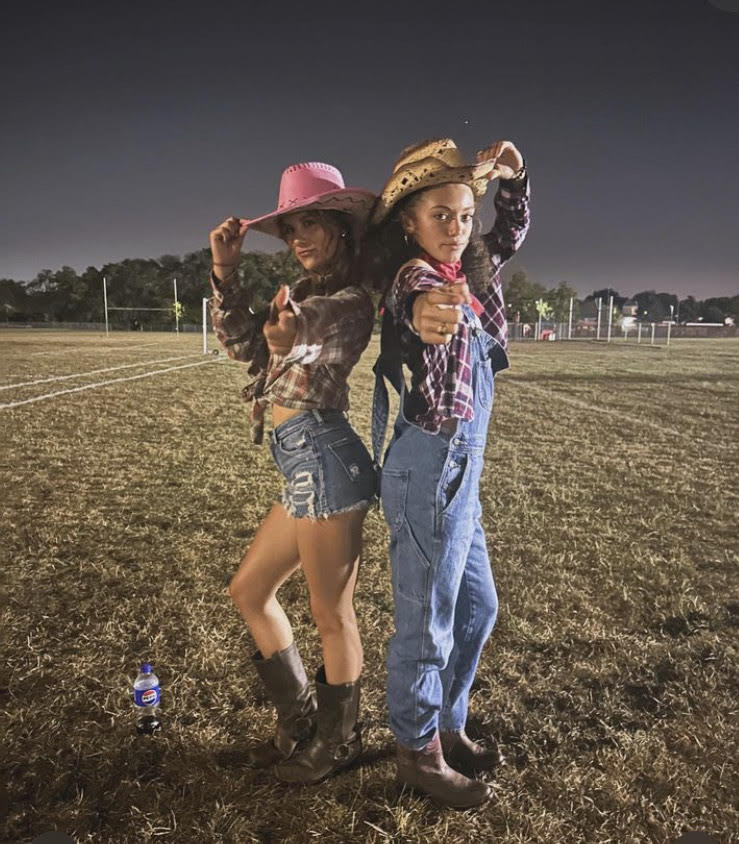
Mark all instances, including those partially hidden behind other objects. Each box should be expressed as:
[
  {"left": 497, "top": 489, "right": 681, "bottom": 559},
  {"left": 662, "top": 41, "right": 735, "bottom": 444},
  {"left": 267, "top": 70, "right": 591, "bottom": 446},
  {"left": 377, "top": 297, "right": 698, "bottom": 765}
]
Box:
[
  {"left": 296, "top": 508, "right": 365, "bottom": 685},
  {"left": 229, "top": 503, "right": 301, "bottom": 658}
]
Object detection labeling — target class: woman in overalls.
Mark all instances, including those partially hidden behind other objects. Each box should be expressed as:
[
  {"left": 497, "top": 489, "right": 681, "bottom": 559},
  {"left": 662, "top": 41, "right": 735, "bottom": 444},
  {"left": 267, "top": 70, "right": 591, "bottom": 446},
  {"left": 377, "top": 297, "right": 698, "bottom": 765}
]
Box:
[{"left": 369, "top": 138, "right": 530, "bottom": 807}]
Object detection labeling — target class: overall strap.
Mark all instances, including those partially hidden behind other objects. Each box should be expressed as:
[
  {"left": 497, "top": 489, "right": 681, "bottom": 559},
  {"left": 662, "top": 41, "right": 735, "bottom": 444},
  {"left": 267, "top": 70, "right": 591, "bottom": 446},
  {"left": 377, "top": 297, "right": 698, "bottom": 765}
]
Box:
[
  {"left": 371, "top": 308, "right": 405, "bottom": 467},
  {"left": 370, "top": 259, "right": 436, "bottom": 467}
]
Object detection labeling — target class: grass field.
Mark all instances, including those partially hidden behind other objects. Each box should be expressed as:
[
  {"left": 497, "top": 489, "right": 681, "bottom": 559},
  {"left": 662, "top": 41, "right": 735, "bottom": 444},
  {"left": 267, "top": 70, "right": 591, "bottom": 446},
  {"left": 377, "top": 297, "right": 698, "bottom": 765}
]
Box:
[{"left": 1, "top": 330, "right": 737, "bottom": 844}]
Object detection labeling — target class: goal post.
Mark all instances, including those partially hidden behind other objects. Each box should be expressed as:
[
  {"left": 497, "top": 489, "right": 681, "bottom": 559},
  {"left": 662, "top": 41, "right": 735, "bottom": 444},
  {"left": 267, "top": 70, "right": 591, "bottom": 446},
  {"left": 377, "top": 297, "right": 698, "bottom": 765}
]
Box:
[
  {"left": 202, "top": 297, "right": 219, "bottom": 355},
  {"left": 102, "top": 276, "right": 180, "bottom": 333},
  {"left": 202, "top": 298, "right": 208, "bottom": 354}
]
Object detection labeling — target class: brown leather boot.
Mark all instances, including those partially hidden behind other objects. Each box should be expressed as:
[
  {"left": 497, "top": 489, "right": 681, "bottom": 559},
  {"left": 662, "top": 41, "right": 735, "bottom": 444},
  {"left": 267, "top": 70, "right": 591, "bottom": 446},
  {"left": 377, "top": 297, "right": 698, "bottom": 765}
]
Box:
[
  {"left": 275, "top": 666, "right": 361, "bottom": 784},
  {"left": 247, "top": 643, "right": 317, "bottom": 767},
  {"left": 440, "top": 729, "right": 505, "bottom": 776},
  {"left": 397, "top": 733, "right": 491, "bottom": 809}
]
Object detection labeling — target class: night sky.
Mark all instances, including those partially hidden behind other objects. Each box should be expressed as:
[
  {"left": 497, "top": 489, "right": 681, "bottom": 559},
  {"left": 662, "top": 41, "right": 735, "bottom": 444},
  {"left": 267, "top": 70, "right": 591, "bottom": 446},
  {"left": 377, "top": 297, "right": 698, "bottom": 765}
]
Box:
[{"left": 1, "top": 0, "right": 737, "bottom": 298}]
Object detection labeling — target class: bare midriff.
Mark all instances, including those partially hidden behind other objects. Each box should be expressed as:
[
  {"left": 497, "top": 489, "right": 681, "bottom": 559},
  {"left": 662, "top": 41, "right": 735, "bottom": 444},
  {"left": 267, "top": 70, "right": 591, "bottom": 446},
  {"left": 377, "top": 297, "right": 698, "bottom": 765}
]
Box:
[{"left": 272, "top": 403, "right": 306, "bottom": 427}]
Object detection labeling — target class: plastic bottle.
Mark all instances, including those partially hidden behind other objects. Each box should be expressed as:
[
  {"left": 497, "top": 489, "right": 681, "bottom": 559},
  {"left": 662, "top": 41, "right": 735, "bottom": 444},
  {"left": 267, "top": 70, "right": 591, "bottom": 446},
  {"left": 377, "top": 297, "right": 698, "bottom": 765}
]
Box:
[{"left": 133, "top": 663, "right": 161, "bottom": 734}]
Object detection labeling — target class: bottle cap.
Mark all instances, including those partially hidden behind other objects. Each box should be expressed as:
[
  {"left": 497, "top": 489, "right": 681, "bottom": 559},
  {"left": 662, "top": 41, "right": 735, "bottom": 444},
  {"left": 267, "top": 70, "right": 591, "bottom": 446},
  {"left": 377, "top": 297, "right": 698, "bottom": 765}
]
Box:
[{"left": 140, "top": 663, "right": 152, "bottom": 674}]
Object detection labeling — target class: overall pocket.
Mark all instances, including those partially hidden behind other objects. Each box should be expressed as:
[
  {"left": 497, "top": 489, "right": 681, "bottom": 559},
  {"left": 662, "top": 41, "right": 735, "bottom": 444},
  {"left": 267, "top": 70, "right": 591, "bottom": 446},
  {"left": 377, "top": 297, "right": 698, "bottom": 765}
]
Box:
[
  {"left": 380, "top": 468, "right": 408, "bottom": 534},
  {"left": 383, "top": 468, "right": 435, "bottom": 604},
  {"left": 393, "top": 521, "right": 432, "bottom": 605},
  {"left": 475, "top": 357, "right": 494, "bottom": 410},
  {"left": 437, "top": 452, "right": 469, "bottom": 516}
]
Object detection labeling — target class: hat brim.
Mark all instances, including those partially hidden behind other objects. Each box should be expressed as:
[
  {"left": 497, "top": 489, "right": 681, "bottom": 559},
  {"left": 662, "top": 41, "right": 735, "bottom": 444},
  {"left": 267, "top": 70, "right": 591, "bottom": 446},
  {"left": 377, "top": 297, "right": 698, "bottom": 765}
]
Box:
[
  {"left": 246, "top": 189, "right": 376, "bottom": 239},
  {"left": 371, "top": 160, "right": 498, "bottom": 226}
]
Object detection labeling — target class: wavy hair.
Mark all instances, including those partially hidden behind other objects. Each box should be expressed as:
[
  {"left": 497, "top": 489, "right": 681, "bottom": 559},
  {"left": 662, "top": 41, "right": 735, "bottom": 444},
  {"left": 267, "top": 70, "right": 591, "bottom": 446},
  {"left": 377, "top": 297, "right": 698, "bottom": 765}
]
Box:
[{"left": 363, "top": 188, "right": 492, "bottom": 301}]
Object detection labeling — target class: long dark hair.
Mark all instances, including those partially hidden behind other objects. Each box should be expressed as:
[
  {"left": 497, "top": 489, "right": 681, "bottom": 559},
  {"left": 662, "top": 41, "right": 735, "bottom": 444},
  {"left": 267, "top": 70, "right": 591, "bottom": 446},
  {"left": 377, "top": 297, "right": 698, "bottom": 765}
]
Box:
[
  {"left": 364, "top": 187, "right": 492, "bottom": 301},
  {"left": 280, "top": 209, "right": 359, "bottom": 298}
]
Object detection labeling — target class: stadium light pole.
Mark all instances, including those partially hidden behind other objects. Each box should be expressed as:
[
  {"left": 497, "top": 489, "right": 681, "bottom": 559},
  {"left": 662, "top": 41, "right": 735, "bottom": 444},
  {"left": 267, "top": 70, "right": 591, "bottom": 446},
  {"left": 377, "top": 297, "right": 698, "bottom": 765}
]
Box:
[
  {"left": 596, "top": 297, "right": 602, "bottom": 340},
  {"left": 103, "top": 276, "right": 109, "bottom": 336},
  {"left": 173, "top": 278, "right": 179, "bottom": 335},
  {"left": 607, "top": 295, "right": 614, "bottom": 343},
  {"left": 568, "top": 297, "right": 573, "bottom": 339}
]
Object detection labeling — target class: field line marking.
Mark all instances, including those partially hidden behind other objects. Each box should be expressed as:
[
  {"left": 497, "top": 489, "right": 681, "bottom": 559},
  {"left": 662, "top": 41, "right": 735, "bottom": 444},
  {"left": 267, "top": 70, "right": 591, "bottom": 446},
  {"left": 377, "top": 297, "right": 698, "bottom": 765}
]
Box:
[
  {"left": 0, "top": 354, "right": 204, "bottom": 391},
  {"left": 508, "top": 380, "right": 688, "bottom": 439},
  {"left": 28, "top": 341, "right": 167, "bottom": 356},
  {"left": 0, "top": 359, "right": 220, "bottom": 410}
]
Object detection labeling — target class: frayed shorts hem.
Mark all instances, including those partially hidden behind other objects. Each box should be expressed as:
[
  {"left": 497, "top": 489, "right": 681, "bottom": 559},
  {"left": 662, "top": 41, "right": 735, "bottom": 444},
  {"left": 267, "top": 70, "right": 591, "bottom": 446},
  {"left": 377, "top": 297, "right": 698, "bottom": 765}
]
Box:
[{"left": 279, "top": 494, "right": 374, "bottom": 521}]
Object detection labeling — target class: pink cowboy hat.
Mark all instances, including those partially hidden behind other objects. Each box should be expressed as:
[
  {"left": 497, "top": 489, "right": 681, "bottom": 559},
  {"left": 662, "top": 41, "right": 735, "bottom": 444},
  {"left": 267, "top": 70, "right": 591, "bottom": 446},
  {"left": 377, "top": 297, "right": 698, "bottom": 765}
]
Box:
[{"left": 246, "top": 161, "right": 376, "bottom": 238}]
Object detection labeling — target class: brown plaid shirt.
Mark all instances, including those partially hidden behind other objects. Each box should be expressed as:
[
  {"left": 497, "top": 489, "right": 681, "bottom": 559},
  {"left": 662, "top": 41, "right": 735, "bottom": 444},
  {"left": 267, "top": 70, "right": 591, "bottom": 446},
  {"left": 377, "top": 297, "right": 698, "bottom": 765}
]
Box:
[{"left": 210, "top": 272, "right": 375, "bottom": 443}]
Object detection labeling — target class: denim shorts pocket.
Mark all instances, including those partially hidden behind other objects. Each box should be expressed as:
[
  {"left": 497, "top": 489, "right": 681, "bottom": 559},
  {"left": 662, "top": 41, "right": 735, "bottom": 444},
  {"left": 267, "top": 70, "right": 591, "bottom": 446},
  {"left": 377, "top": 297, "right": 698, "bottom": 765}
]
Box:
[
  {"left": 380, "top": 468, "right": 409, "bottom": 534},
  {"left": 276, "top": 428, "right": 309, "bottom": 455},
  {"left": 437, "top": 453, "right": 468, "bottom": 516},
  {"left": 327, "top": 436, "right": 373, "bottom": 484}
]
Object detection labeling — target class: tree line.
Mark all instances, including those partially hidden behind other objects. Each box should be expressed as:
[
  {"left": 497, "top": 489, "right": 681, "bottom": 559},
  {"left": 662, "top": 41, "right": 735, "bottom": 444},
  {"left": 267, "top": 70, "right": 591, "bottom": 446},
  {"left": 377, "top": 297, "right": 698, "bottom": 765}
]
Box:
[
  {"left": 1, "top": 252, "right": 737, "bottom": 327},
  {"left": 0, "top": 250, "right": 303, "bottom": 328},
  {"left": 504, "top": 272, "right": 739, "bottom": 325}
]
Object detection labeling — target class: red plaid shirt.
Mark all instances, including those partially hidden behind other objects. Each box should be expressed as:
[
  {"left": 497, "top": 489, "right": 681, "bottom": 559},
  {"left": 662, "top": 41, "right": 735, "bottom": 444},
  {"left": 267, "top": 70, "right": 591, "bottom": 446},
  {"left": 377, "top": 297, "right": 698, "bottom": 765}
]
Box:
[
  {"left": 386, "top": 174, "right": 530, "bottom": 432},
  {"left": 210, "top": 273, "right": 374, "bottom": 443}
]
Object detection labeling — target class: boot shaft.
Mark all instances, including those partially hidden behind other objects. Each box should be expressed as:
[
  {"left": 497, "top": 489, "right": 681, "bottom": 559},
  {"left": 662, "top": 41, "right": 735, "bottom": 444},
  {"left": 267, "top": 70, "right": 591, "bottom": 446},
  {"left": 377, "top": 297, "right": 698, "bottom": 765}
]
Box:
[
  {"left": 250, "top": 642, "right": 317, "bottom": 765},
  {"left": 252, "top": 643, "right": 314, "bottom": 717},
  {"left": 314, "top": 665, "right": 361, "bottom": 744}
]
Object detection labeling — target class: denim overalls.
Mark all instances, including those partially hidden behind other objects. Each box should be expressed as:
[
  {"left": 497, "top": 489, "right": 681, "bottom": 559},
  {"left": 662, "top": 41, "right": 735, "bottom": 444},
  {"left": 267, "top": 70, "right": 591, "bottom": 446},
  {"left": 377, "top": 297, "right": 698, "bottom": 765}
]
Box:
[{"left": 372, "top": 305, "right": 501, "bottom": 750}]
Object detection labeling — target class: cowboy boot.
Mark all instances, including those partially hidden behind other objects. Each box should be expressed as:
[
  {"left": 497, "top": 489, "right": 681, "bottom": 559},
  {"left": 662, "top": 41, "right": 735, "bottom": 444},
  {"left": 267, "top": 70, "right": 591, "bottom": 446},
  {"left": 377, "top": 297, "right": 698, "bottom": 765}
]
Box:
[
  {"left": 397, "top": 732, "right": 491, "bottom": 809},
  {"left": 247, "top": 643, "right": 317, "bottom": 767},
  {"left": 440, "top": 729, "right": 505, "bottom": 776},
  {"left": 275, "top": 666, "right": 361, "bottom": 784}
]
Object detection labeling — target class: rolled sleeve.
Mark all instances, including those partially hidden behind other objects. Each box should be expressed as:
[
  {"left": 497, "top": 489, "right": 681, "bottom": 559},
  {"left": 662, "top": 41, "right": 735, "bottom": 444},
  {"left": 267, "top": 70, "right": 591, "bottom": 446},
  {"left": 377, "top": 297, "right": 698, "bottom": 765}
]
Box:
[
  {"left": 483, "top": 172, "right": 531, "bottom": 270},
  {"left": 388, "top": 265, "right": 445, "bottom": 335},
  {"left": 208, "top": 271, "right": 268, "bottom": 367}
]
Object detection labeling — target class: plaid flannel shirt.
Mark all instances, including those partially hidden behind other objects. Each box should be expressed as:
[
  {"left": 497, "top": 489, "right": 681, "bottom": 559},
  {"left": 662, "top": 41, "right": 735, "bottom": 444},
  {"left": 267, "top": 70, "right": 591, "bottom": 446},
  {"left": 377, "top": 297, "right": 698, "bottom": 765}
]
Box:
[
  {"left": 210, "top": 273, "right": 375, "bottom": 443},
  {"left": 386, "top": 173, "right": 531, "bottom": 433}
]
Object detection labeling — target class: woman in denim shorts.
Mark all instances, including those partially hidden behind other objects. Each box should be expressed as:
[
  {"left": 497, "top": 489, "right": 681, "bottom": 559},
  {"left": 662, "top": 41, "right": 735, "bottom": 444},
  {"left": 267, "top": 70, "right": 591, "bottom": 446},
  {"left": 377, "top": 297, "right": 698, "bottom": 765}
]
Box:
[
  {"left": 208, "top": 161, "right": 377, "bottom": 784},
  {"left": 369, "top": 138, "right": 530, "bottom": 807}
]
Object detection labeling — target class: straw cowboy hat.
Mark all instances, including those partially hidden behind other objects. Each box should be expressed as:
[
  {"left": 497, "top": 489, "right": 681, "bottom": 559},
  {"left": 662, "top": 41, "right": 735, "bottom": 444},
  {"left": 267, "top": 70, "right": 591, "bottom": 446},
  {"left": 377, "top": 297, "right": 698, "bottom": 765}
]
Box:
[
  {"left": 246, "top": 162, "right": 376, "bottom": 238},
  {"left": 371, "top": 138, "right": 498, "bottom": 226}
]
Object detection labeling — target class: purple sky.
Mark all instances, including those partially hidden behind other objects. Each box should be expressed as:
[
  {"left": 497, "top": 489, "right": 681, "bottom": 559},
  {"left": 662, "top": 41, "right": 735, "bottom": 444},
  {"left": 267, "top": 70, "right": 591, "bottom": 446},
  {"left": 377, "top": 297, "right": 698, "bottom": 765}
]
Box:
[{"left": 1, "top": 0, "right": 737, "bottom": 298}]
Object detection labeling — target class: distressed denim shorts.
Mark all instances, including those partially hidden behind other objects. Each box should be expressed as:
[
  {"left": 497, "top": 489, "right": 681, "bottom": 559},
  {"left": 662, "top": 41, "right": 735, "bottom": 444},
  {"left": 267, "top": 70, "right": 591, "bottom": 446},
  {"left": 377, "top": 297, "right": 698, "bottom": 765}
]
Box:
[{"left": 269, "top": 409, "right": 378, "bottom": 520}]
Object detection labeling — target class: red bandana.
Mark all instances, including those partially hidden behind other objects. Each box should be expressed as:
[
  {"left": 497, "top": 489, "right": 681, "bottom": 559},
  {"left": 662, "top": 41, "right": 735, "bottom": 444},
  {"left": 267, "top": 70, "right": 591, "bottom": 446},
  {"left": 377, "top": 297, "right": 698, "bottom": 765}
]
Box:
[{"left": 419, "top": 252, "right": 484, "bottom": 316}]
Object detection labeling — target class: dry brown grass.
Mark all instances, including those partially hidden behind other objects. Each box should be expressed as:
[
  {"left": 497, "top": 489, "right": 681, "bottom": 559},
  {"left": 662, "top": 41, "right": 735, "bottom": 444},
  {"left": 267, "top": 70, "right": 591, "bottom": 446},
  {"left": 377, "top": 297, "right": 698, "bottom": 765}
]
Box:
[{"left": 1, "top": 330, "right": 737, "bottom": 843}]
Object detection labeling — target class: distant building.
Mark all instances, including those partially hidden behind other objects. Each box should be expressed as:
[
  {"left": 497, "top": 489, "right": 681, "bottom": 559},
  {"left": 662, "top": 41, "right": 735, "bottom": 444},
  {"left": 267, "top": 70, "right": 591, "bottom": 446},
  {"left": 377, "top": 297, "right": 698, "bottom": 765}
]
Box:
[
  {"left": 579, "top": 300, "right": 599, "bottom": 323},
  {"left": 622, "top": 300, "right": 638, "bottom": 317}
]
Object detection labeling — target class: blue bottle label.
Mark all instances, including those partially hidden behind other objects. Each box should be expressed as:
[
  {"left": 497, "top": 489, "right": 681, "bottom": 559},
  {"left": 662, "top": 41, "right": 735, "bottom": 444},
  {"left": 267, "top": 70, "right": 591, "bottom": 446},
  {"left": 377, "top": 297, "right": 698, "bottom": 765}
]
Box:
[{"left": 134, "top": 686, "right": 160, "bottom": 707}]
